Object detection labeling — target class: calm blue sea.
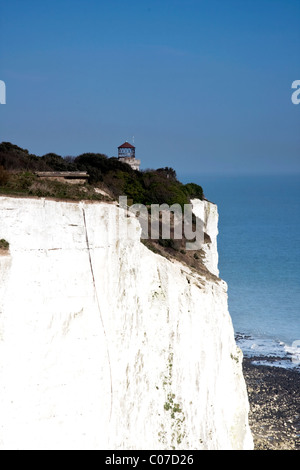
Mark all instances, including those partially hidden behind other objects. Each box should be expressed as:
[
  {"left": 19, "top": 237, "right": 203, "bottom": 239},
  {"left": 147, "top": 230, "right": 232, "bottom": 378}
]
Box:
[{"left": 182, "top": 174, "right": 300, "bottom": 371}]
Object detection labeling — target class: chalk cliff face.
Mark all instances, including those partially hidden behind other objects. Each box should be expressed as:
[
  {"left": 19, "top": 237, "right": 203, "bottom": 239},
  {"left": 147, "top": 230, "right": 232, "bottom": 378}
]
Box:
[
  {"left": 0, "top": 196, "right": 253, "bottom": 450},
  {"left": 191, "top": 198, "right": 219, "bottom": 277}
]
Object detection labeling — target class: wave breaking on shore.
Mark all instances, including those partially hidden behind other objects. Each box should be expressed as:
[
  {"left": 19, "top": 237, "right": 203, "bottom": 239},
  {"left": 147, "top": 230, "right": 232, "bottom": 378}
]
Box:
[{"left": 236, "top": 333, "right": 300, "bottom": 372}]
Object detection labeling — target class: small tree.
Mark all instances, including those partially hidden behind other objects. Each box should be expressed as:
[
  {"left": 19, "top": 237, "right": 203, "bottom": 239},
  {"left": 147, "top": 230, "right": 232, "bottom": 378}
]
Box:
[{"left": 0, "top": 239, "right": 9, "bottom": 250}]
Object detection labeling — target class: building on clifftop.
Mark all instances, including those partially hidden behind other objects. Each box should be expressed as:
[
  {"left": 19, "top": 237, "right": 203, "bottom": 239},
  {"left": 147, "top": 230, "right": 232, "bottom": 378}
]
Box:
[{"left": 118, "top": 141, "right": 141, "bottom": 171}]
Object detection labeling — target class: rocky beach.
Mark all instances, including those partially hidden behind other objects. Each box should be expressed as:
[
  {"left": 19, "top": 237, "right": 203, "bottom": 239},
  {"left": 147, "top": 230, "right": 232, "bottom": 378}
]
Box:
[{"left": 243, "top": 358, "right": 300, "bottom": 450}]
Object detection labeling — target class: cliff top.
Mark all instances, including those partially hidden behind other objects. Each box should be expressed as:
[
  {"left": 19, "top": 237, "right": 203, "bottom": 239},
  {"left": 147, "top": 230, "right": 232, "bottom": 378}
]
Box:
[{"left": 0, "top": 142, "right": 204, "bottom": 207}]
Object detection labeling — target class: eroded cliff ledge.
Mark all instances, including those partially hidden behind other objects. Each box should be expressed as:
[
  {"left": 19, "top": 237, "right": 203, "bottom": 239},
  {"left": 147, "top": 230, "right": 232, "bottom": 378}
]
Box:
[{"left": 0, "top": 196, "right": 253, "bottom": 450}]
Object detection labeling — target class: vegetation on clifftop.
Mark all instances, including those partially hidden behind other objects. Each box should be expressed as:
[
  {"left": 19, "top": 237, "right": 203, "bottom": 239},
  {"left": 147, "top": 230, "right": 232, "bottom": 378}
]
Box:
[{"left": 0, "top": 142, "right": 203, "bottom": 205}]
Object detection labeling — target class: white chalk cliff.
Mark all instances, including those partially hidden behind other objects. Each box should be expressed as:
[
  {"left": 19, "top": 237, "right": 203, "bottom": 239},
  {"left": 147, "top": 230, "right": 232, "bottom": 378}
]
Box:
[{"left": 0, "top": 196, "right": 253, "bottom": 450}]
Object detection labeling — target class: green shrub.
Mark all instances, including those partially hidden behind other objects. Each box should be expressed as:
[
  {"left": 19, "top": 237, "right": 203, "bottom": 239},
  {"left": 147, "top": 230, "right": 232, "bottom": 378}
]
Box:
[
  {"left": 184, "top": 183, "right": 203, "bottom": 200},
  {"left": 41, "top": 153, "right": 77, "bottom": 171},
  {"left": 159, "top": 238, "right": 175, "bottom": 249},
  {"left": 0, "top": 166, "right": 9, "bottom": 186},
  {"left": 0, "top": 239, "right": 9, "bottom": 250},
  {"left": 158, "top": 238, "right": 180, "bottom": 251}
]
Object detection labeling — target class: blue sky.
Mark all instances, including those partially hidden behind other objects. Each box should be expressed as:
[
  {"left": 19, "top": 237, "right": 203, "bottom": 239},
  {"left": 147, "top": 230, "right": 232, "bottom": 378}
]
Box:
[{"left": 0, "top": 0, "right": 299, "bottom": 176}]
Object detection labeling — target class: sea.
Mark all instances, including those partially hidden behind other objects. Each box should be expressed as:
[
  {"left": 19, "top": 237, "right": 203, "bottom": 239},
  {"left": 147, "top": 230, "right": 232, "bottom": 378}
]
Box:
[{"left": 182, "top": 174, "right": 300, "bottom": 372}]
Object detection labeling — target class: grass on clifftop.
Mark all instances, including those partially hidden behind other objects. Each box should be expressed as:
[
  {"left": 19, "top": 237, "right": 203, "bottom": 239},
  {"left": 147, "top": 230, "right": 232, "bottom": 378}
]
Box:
[{"left": 0, "top": 171, "right": 107, "bottom": 201}]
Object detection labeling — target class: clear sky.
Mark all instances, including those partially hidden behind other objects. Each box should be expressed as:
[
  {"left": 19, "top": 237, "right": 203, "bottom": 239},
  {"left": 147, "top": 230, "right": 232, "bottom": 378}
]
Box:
[{"left": 0, "top": 0, "right": 299, "bottom": 176}]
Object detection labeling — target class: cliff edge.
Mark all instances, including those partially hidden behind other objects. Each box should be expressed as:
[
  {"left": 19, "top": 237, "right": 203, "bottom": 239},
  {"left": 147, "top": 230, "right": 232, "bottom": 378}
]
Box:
[{"left": 0, "top": 196, "right": 253, "bottom": 450}]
